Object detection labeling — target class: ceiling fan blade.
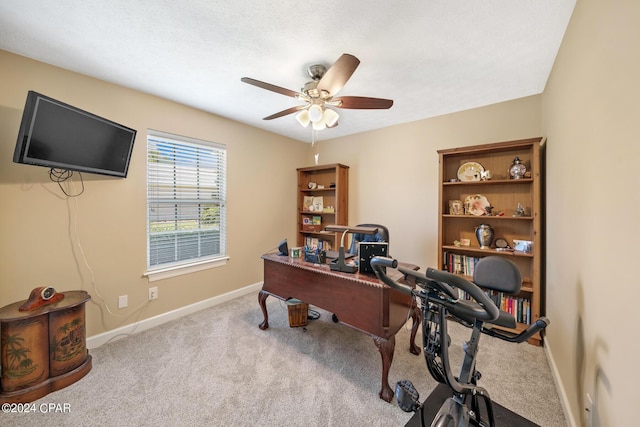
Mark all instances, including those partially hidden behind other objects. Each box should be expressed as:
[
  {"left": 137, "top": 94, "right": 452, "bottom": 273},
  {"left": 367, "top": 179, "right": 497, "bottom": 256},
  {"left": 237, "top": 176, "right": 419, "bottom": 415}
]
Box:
[
  {"left": 333, "top": 96, "right": 394, "bottom": 109},
  {"left": 241, "top": 77, "right": 302, "bottom": 98},
  {"left": 316, "top": 54, "right": 360, "bottom": 95},
  {"left": 263, "top": 106, "right": 305, "bottom": 120}
]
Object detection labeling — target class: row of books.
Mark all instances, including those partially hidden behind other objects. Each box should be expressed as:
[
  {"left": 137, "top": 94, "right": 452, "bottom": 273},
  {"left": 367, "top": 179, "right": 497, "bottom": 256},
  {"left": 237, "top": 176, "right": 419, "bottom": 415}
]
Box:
[
  {"left": 443, "top": 252, "right": 482, "bottom": 276},
  {"left": 443, "top": 252, "right": 532, "bottom": 324},
  {"left": 458, "top": 289, "right": 533, "bottom": 325},
  {"left": 304, "top": 236, "right": 332, "bottom": 252}
]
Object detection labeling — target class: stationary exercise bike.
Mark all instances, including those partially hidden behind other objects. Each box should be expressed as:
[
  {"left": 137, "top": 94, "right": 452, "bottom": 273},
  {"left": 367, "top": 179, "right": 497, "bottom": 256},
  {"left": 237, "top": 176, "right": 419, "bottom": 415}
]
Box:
[{"left": 370, "top": 256, "right": 549, "bottom": 427}]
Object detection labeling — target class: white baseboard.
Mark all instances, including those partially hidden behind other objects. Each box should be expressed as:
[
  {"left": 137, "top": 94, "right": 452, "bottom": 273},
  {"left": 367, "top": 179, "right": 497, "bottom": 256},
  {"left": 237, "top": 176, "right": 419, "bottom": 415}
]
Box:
[
  {"left": 87, "top": 282, "right": 263, "bottom": 349},
  {"left": 545, "top": 339, "right": 577, "bottom": 427}
]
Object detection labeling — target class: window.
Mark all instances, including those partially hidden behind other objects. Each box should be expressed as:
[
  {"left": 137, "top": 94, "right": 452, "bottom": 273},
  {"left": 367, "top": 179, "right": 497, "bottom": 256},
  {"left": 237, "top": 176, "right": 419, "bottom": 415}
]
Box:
[{"left": 146, "top": 130, "right": 227, "bottom": 280}]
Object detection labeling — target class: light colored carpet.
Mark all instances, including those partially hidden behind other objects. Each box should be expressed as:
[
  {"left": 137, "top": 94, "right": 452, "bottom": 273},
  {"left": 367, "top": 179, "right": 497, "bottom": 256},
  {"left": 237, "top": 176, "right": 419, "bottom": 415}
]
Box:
[{"left": 3, "top": 292, "right": 566, "bottom": 426}]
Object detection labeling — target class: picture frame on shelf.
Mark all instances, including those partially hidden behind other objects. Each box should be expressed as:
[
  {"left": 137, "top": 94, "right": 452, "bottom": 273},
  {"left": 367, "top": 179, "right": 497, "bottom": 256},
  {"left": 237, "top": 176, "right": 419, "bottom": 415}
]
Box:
[
  {"left": 513, "top": 239, "right": 533, "bottom": 254},
  {"left": 449, "top": 199, "right": 464, "bottom": 215},
  {"left": 303, "top": 196, "right": 313, "bottom": 212},
  {"left": 312, "top": 196, "right": 323, "bottom": 212}
]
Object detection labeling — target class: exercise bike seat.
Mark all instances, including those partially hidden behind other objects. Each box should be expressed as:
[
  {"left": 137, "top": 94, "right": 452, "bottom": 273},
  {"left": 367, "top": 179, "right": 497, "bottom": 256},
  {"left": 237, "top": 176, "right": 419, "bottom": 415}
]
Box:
[
  {"left": 444, "top": 256, "right": 522, "bottom": 329},
  {"left": 473, "top": 256, "right": 522, "bottom": 294},
  {"left": 459, "top": 256, "right": 522, "bottom": 329}
]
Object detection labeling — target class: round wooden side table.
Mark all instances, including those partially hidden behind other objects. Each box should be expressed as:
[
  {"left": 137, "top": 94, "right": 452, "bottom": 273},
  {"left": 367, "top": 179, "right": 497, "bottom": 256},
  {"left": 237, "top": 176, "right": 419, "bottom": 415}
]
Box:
[{"left": 0, "top": 290, "right": 92, "bottom": 403}]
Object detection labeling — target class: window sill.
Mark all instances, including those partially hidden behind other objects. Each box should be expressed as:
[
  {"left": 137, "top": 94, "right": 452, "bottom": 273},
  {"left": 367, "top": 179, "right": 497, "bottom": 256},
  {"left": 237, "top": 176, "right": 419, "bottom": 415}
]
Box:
[{"left": 143, "top": 256, "right": 229, "bottom": 282}]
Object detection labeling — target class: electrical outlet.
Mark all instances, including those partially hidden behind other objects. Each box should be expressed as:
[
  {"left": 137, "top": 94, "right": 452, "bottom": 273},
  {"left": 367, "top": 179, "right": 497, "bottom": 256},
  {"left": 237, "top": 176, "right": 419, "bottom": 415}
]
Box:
[
  {"left": 148, "top": 287, "right": 158, "bottom": 301},
  {"left": 118, "top": 295, "right": 128, "bottom": 309},
  {"left": 586, "top": 393, "right": 594, "bottom": 427}
]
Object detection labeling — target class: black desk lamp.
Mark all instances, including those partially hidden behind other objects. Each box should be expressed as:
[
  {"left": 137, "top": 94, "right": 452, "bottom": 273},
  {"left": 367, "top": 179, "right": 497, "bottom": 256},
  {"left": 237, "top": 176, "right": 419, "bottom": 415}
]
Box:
[{"left": 324, "top": 225, "right": 378, "bottom": 273}]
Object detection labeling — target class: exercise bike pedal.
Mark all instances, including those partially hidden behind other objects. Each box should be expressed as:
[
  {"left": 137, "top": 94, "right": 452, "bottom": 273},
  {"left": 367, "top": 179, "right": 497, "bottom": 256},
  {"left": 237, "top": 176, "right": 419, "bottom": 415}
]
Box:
[{"left": 395, "top": 380, "right": 420, "bottom": 412}]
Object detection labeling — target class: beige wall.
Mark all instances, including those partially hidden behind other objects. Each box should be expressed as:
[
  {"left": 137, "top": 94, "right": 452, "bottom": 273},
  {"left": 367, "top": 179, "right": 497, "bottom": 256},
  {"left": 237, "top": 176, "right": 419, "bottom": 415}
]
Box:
[
  {"left": 541, "top": 0, "right": 640, "bottom": 425},
  {"left": 314, "top": 96, "right": 542, "bottom": 266},
  {"left": 0, "top": 51, "right": 308, "bottom": 337}
]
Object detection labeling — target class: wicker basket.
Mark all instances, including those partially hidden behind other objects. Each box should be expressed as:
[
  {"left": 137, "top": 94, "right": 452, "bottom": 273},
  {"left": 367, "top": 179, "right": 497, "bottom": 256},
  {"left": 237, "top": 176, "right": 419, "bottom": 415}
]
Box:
[{"left": 287, "top": 303, "right": 309, "bottom": 327}]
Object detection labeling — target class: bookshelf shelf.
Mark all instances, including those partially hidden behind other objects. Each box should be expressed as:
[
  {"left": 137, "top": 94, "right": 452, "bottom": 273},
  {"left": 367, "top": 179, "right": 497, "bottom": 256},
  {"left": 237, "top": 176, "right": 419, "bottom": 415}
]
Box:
[
  {"left": 441, "top": 245, "right": 535, "bottom": 258},
  {"left": 438, "top": 138, "right": 545, "bottom": 345},
  {"left": 300, "top": 188, "right": 336, "bottom": 192},
  {"left": 442, "top": 215, "right": 534, "bottom": 220}
]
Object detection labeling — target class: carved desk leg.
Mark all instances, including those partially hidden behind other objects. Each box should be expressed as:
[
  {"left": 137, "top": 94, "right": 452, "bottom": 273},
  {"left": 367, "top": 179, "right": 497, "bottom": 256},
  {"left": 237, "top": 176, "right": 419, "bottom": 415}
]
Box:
[
  {"left": 373, "top": 335, "right": 396, "bottom": 402},
  {"left": 409, "top": 304, "right": 421, "bottom": 355},
  {"left": 258, "top": 290, "right": 270, "bottom": 330}
]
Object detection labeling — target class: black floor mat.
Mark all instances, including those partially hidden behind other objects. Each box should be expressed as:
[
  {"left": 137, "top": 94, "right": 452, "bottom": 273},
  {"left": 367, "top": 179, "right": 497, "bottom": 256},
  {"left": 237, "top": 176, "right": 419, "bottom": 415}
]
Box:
[{"left": 405, "top": 384, "right": 540, "bottom": 427}]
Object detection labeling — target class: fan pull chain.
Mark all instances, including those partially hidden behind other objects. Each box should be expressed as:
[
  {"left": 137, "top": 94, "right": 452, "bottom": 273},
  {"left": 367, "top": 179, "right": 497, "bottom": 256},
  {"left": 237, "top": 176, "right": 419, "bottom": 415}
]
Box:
[{"left": 311, "top": 129, "right": 319, "bottom": 164}]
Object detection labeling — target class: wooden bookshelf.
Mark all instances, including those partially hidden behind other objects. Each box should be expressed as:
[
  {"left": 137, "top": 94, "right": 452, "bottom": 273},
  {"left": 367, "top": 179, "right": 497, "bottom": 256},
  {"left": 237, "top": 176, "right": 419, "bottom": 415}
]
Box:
[
  {"left": 297, "top": 164, "right": 349, "bottom": 251},
  {"left": 437, "top": 138, "right": 545, "bottom": 345}
]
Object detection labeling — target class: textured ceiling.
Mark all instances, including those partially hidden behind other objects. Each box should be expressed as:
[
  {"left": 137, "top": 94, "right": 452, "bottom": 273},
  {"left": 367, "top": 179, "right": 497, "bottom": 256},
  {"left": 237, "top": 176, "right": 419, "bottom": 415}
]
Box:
[{"left": 0, "top": 0, "right": 575, "bottom": 143}]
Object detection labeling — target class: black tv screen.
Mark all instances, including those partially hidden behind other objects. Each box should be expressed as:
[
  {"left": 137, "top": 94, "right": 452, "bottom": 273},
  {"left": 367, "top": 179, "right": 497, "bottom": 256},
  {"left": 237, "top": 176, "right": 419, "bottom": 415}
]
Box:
[{"left": 13, "top": 91, "right": 137, "bottom": 177}]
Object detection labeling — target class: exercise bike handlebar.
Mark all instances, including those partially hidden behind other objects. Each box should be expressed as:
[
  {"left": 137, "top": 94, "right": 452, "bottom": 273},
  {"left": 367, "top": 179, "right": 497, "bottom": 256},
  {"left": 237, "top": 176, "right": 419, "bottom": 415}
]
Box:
[
  {"left": 425, "top": 267, "right": 500, "bottom": 322},
  {"left": 369, "top": 256, "right": 405, "bottom": 291},
  {"left": 370, "top": 257, "right": 500, "bottom": 323},
  {"left": 397, "top": 266, "right": 459, "bottom": 301}
]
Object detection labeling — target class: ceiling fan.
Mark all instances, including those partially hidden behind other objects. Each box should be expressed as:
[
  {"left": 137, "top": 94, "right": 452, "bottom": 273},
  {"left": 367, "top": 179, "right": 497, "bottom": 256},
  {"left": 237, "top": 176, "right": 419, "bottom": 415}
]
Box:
[{"left": 241, "top": 53, "right": 393, "bottom": 130}]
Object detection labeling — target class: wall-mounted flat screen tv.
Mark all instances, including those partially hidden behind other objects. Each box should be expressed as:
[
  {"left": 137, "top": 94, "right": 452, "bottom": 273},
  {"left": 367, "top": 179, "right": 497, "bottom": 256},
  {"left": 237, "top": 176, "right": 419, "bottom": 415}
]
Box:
[{"left": 13, "top": 91, "right": 137, "bottom": 178}]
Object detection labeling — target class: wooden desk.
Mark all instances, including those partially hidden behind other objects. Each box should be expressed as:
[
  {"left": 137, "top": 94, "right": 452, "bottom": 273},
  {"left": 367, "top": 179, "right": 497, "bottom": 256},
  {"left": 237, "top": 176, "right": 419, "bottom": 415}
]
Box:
[{"left": 259, "top": 252, "right": 420, "bottom": 402}]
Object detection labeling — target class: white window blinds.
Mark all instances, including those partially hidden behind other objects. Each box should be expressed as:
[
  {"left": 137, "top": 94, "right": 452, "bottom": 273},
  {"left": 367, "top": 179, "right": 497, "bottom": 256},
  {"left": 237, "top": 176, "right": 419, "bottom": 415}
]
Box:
[{"left": 147, "top": 131, "right": 226, "bottom": 270}]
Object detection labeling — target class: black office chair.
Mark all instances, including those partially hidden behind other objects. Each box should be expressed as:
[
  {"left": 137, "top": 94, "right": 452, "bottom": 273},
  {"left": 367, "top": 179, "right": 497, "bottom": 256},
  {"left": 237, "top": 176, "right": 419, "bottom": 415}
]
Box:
[{"left": 348, "top": 223, "right": 389, "bottom": 255}]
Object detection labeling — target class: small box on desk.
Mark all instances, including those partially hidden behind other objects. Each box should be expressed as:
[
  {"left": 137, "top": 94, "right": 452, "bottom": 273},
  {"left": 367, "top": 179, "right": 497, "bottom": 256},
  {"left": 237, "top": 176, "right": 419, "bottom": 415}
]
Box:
[
  {"left": 304, "top": 250, "right": 326, "bottom": 264},
  {"left": 287, "top": 303, "right": 309, "bottom": 327},
  {"left": 358, "top": 242, "right": 389, "bottom": 274}
]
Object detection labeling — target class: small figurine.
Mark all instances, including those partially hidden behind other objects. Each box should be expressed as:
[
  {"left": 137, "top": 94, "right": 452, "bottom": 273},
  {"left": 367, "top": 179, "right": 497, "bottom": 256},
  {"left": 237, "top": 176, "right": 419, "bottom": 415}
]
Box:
[
  {"left": 513, "top": 203, "right": 525, "bottom": 217},
  {"left": 485, "top": 206, "right": 494, "bottom": 216}
]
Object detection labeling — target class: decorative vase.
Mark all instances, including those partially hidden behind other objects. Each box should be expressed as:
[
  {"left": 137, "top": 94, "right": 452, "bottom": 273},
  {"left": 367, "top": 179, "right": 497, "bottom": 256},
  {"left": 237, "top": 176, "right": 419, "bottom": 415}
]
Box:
[
  {"left": 509, "top": 156, "right": 526, "bottom": 179},
  {"left": 475, "top": 224, "right": 495, "bottom": 249}
]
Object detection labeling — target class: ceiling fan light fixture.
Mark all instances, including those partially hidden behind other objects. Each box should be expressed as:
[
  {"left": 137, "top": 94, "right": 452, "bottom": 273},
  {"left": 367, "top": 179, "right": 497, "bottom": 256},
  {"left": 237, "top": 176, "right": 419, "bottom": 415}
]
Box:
[
  {"left": 323, "top": 108, "right": 339, "bottom": 127},
  {"left": 295, "top": 109, "right": 310, "bottom": 127},
  {"left": 308, "top": 104, "right": 324, "bottom": 123},
  {"left": 241, "top": 54, "right": 393, "bottom": 134},
  {"left": 312, "top": 120, "right": 326, "bottom": 131}
]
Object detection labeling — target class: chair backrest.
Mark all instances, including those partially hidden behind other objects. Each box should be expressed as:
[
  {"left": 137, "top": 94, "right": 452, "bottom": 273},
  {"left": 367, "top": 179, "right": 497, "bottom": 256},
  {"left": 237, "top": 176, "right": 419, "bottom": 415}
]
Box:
[
  {"left": 473, "top": 256, "right": 522, "bottom": 294},
  {"left": 348, "top": 223, "right": 389, "bottom": 254}
]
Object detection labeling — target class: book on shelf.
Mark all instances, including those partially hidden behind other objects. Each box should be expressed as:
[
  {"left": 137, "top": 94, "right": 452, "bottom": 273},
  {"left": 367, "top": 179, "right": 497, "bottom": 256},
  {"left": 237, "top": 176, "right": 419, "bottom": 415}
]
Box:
[
  {"left": 443, "top": 252, "right": 481, "bottom": 276},
  {"left": 304, "top": 236, "right": 332, "bottom": 252}
]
